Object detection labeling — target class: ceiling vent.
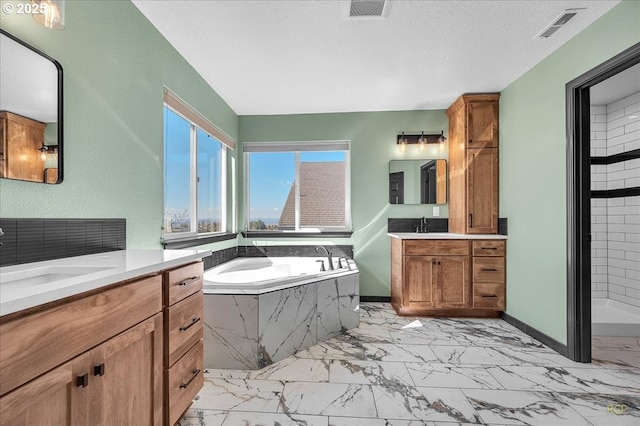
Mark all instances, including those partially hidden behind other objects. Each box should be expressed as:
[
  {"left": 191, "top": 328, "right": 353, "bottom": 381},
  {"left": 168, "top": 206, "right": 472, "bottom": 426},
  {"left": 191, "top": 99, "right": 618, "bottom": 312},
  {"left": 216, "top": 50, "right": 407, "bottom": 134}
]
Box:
[
  {"left": 349, "top": 0, "right": 386, "bottom": 18},
  {"left": 534, "top": 8, "right": 584, "bottom": 39}
]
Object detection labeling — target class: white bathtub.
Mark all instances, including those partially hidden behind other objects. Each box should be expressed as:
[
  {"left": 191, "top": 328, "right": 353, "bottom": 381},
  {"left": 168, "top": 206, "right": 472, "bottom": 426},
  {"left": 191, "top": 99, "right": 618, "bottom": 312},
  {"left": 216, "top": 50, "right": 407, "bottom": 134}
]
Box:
[
  {"left": 202, "top": 256, "right": 360, "bottom": 369},
  {"left": 592, "top": 298, "right": 640, "bottom": 337},
  {"left": 203, "top": 256, "right": 356, "bottom": 294}
]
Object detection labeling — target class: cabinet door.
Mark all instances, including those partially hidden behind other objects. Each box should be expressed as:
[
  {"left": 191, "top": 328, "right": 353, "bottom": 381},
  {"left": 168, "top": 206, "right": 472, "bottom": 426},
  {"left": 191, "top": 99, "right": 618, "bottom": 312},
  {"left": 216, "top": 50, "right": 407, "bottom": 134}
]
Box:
[
  {"left": 91, "top": 313, "right": 163, "bottom": 426},
  {"left": 467, "top": 148, "right": 498, "bottom": 234},
  {"left": 467, "top": 101, "right": 498, "bottom": 148},
  {"left": 437, "top": 256, "right": 471, "bottom": 309},
  {"left": 0, "top": 351, "right": 91, "bottom": 426},
  {"left": 404, "top": 256, "right": 437, "bottom": 308}
]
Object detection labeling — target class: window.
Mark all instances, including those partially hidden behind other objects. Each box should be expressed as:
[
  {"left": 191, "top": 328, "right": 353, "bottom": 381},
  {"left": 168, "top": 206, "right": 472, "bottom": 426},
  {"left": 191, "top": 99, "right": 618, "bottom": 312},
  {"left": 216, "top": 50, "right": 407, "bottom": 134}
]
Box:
[
  {"left": 163, "top": 89, "right": 234, "bottom": 240},
  {"left": 244, "top": 141, "right": 351, "bottom": 233}
]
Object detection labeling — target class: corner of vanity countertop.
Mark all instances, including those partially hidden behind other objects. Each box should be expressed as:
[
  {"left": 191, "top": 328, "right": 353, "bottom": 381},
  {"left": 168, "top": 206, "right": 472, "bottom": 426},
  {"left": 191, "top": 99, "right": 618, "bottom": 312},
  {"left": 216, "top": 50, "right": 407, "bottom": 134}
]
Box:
[{"left": 387, "top": 232, "right": 507, "bottom": 240}]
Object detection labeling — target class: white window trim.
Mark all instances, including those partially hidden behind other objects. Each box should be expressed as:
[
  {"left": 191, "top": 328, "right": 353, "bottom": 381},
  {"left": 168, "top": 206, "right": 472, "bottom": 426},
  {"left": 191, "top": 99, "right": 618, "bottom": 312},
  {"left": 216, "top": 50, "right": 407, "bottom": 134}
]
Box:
[
  {"left": 244, "top": 140, "right": 351, "bottom": 233},
  {"left": 163, "top": 104, "right": 229, "bottom": 241}
]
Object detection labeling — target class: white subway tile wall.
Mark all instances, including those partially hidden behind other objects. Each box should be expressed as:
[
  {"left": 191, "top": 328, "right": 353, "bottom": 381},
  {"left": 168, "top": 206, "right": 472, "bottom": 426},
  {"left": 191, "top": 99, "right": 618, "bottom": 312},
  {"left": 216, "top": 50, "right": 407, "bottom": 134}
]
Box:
[{"left": 590, "top": 93, "right": 640, "bottom": 308}]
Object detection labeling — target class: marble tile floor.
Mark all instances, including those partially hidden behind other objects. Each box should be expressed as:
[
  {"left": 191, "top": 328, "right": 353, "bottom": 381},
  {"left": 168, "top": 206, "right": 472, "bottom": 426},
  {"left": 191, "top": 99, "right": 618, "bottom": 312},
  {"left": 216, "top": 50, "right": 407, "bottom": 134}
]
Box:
[{"left": 178, "top": 303, "right": 640, "bottom": 426}]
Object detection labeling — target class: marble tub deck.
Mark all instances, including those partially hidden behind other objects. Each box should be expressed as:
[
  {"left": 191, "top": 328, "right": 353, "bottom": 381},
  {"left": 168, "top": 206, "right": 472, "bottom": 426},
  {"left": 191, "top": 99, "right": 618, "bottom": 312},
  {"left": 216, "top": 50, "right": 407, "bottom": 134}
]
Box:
[{"left": 179, "top": 303, "right": 640, "bottom": 426}]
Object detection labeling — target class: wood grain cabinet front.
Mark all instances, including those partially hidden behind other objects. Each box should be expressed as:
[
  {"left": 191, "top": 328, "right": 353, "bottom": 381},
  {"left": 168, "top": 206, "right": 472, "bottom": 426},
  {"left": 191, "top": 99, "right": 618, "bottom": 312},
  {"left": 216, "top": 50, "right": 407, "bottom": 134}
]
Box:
[
  {"left": 446, "top": 94, "right": 500, "bottom": 235},
  {"left": 472, "top": 240, "right": 506, "bottom": 310},
  {"left": 0, "top": 278, "right": 164, "bottom": 426},
  {"left": 392, "top": 238, "right": 505, "bottom": 316},
  {"left": 163, "top": 261, "right": 204, "bottom": 426}
]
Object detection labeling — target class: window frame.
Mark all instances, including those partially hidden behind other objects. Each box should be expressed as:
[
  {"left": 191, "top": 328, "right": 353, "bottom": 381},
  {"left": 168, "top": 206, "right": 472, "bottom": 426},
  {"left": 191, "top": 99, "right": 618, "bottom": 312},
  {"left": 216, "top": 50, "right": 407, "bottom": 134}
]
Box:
[
  {"left": 244, "top": 141, "right": 352, "bottom": 234},
  {"left": 162, "top": 103, "right": 228, "bottom": 242}
]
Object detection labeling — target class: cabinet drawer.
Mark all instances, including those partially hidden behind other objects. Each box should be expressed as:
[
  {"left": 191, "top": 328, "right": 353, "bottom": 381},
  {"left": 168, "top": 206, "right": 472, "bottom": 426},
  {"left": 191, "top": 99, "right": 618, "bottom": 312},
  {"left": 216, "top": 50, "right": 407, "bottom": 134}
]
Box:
[
  {"left": 0, "top": 275, "right": 162, "bottom": 396},
  {"left": 473, "top": 283, "right": 505, "bottom": 310},
  {"left": 472, "top": 240, "right": 505, "bottom": 256},
  {"left": 167, "top": 340, "right": 203, "bottom": 426},
  {"left": 167, "top": 291, "right": 203, "bottom": 367},
  {"left": 473, "top": 257, "right": 505, "bottom": 283},
  {"left": 404, "top": 240, "right": 469, "bottom": 256},
  {"left": 165, "top": 262, "right": 203, "bottom": 306}
]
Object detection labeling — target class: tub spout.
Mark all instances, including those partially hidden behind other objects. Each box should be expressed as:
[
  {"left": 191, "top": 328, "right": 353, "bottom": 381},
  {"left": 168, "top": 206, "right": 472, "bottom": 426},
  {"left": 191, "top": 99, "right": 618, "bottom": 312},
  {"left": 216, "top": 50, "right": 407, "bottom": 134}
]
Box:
[{"left": 314, "top": 245, "right": 334, "bottom": 270}]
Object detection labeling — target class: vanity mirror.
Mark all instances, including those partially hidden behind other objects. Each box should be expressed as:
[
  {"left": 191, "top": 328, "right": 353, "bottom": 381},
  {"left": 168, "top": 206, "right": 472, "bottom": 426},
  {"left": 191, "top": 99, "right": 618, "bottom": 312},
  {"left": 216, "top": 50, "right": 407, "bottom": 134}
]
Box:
[
  {"left": 0, "top": 29, "right": 63, "bottom": 184},
  {"left": 389, "top": 159, "right": 447, "bottom": 205}
]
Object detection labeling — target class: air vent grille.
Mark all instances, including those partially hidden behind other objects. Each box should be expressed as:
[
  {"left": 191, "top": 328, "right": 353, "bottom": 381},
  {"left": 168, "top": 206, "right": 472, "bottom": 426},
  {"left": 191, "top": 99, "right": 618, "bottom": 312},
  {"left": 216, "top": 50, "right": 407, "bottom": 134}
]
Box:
[
  {"left": 350, "top": 0, "right": 386, "bottom": 17},
  {"left": 534, "top": 8, "right": 584, "bottom": 39}
]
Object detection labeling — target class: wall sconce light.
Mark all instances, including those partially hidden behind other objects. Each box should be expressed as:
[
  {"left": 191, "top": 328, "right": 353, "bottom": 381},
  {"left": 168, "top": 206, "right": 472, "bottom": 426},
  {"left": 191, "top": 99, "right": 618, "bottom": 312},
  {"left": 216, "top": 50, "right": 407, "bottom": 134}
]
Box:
[
  {"left": 31, "top": 0, "right": 65, "bottom": 30},
  {"left": 398, "top": 132, "right": 408, "bottom": 152},
  {"left": 396, "top": 131, "right": 442, "bottom": 152},
  {"left": 438, "top": 130, "right": 447, "bottom": 151},
  {"left": 39, "top": 143, "right": 58, "bottom": 161}
]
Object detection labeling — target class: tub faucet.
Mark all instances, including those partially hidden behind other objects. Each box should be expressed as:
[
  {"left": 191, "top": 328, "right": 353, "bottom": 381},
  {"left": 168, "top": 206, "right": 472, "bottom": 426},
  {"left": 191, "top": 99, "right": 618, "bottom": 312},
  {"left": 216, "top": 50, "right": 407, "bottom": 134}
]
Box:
[{"left": 314, "top": 245, "right": 334, "bottom": 270}]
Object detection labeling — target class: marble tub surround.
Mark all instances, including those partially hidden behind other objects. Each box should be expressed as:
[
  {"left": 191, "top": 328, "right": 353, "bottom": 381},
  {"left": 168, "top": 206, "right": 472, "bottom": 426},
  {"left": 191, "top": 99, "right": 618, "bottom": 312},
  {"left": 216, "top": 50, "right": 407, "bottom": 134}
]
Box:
[
  {"left": 181, "top": 303, "right": 639, "bottom": 426},
  {"left": 203, "top": 274, "right": 359, "bottom": 369},
  {"left": 0, "top": 249, "right": 211, "bottom": 316}
]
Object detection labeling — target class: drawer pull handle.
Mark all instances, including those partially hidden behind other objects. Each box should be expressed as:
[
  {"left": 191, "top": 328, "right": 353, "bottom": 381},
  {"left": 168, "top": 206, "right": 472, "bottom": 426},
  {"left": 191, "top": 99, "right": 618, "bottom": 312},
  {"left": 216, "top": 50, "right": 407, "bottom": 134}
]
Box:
[
  {"left": 179, "top": 317, "right": 201, "bottom": 331},
  {"left": 94, "top": 363, "right": 105, "bottom": 377},
  {"left": 178, "top": 276, "right": 199, "bottom": 287},
  {"left": 180, "top": 369, "right": 201, "bottom": 389},
  {"left": 480, "top": 294, "right": 498, "bottom": 298},
  {"left": 480, "top": 268, "right": 498, "bottom": 272},
  {"left": 481, "top": 247, "right": 498, "bottom": 250},
  {"left": 76, "top": 373, "right": 89, "bottom": 388}
]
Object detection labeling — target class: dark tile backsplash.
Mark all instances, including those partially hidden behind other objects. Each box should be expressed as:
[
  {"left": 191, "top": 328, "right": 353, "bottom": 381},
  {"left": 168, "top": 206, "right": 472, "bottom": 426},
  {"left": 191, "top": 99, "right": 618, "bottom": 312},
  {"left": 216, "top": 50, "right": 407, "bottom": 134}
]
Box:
[
  {"left": 202, "top": 246, "right": 238, "bottom": 270},
  {"left": 387, "top": 218, "right": 449, "bottom": 233},
  {"left": 0, "top": 218, "right": 126, "bottom": 267},
  {"left": 238, "top": 245, "right": 353, "bottom": 259},
  {"left": 387, "top": 217, "right": 508, "bottom": 235}
]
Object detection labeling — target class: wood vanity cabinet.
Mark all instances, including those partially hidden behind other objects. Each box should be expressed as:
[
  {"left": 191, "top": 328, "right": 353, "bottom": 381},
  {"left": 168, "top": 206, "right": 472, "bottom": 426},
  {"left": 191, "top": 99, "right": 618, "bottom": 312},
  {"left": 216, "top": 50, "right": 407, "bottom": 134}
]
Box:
[
  {"left": 0, "top": 276, "right": 164, "bottom": 426},
  {"left": 447, "top": 94, "right": 500, "bottom": 234},
  {"left": 0, "top": 111, "right": 49, "bottom": 182},
  {"left": 391, "top": 238, "right": 505, "bottom": 316},
  {"left": 163, "top": 262, "right": 204, "bottom": 426}
]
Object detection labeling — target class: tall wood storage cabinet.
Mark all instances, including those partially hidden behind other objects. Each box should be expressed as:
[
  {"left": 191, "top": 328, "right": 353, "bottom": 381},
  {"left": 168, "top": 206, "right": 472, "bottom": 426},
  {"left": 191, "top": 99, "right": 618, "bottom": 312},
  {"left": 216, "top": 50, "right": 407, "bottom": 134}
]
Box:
[{"left": 446, "top": 94, "right": 500, "bottom": 234}]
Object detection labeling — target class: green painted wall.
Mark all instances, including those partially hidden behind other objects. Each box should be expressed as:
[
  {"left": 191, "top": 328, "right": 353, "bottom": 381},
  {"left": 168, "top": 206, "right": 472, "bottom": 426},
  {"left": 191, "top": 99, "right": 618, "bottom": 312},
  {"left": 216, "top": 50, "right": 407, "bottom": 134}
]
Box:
[
  {"left": 500, "top": 0, "right": 640, "bottom": 344},
  {"left": 0, "top": 0, "right": 238, "bottom": 249},
  {"left": 239, "top": 111, "right": 448, "bottom": 296}
]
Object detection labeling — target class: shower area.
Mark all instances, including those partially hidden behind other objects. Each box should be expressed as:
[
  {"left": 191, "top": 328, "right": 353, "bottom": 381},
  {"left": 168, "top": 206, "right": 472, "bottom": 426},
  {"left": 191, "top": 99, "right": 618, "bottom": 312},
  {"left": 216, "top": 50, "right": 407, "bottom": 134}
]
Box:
[{"left": 589, "top": 63, "right": 640, "bottom": 337}]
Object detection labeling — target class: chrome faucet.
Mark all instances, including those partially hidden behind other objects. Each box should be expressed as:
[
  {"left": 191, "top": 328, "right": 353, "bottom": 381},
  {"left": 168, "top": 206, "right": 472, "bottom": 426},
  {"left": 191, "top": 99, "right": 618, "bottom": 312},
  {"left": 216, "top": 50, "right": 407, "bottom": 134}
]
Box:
[
  {"left": 314, "top": 245, "right": 334, "bottom": 270},
  {"left": 0, "top": 227, "right": 3, "bottom": 246},
  {"left": 415, "top": 217, "right": 430, "bottom": 233}
]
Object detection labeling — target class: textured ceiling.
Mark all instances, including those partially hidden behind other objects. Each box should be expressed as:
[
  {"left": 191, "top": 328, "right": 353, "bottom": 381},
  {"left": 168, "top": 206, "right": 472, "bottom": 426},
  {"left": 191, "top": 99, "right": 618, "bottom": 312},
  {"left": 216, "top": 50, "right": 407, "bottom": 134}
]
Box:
[{"left": 132, "top": 0, "right": 620, "bottom": 115}]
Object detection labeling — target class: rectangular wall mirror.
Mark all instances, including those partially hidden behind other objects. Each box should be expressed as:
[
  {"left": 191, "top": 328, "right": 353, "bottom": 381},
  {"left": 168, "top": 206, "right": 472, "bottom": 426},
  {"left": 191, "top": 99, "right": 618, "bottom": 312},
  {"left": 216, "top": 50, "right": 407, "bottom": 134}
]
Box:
[
  {"left": 389, "top": 159, "right": 447, "bottom": 205},
  {"left": 0, "top": 29, "right": 63, "bottom": 184}
]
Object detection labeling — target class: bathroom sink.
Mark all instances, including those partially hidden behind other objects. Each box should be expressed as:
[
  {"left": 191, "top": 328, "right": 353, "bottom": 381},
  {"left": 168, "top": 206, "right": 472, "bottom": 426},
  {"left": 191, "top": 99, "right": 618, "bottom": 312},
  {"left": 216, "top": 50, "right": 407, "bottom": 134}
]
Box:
[{"left": 0, "top": 266, "right": 115, "bottom": 287}]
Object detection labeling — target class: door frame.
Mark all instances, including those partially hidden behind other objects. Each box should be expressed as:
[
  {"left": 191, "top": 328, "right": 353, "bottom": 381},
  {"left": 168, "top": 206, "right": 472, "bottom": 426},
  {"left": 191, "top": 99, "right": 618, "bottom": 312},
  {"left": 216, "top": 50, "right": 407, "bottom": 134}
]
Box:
[{"left": 565, "top": 42, "right": 640, "bottom": 362}]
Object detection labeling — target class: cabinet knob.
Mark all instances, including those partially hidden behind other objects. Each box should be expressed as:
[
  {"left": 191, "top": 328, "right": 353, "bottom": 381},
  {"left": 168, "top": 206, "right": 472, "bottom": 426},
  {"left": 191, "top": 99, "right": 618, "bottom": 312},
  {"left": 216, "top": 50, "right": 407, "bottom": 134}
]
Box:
[
  {"left": 469, "top": 138, "right": 473, "bottom": 144},
  {"left": 94, "top": 363, "right": 105, "bottom": 377},
  {"left": 76, "top": 373, "right": 89, "bottom": 388}
]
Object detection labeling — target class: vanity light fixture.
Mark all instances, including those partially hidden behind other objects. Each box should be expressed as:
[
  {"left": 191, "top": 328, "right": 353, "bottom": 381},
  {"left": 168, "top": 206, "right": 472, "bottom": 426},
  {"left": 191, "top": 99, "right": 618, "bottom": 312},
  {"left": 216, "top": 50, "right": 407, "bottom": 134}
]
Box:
[
  {"left": 398, "top": 132, "right": 408, "bottom": 152},
  {"left": 38, "top": 143, "right": 58, "bottom": 161},
  {"left": 396, "top": 131, "right": 442, "bottom": 152},
  {"left": 31, "top": 0, "right": 65, "bottom": 30},
  {"left": 417, "top": 131, "right": 427, "bottom": 151},
  {"left": 438, "top": 130, "right": 447, "bottom": 151}
]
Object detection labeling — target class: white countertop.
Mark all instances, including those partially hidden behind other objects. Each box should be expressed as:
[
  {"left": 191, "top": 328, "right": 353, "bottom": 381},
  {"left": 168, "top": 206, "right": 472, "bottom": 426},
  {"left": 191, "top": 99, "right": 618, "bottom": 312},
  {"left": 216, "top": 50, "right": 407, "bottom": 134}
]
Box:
[
  {"left": 0, "top": 249, "right": 211, "bottom": 317},
  {"left": 388, "top": 232, "right": 507, "bottom": 240}
]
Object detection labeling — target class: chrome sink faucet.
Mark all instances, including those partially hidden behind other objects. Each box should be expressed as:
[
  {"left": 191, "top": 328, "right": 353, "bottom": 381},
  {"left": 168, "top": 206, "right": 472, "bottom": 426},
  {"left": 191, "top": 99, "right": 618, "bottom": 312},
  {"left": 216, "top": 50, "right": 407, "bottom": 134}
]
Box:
[{"left": 314, "top": 245, "right": 334, "bottom": 270}]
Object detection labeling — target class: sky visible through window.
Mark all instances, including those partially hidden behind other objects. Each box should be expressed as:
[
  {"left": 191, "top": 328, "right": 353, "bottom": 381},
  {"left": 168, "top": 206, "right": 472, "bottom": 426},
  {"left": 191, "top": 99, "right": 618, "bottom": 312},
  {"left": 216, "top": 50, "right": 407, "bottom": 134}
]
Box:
[{"left": 249, "top": 151, "right": 345, "bottom": 226}]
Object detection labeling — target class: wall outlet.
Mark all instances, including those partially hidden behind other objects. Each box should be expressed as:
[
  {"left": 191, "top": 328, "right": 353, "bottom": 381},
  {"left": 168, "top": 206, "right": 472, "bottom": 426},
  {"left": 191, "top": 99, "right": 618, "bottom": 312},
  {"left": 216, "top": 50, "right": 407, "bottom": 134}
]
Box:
[{"left": 433, "top": 206, "right": 440, "bottom": 217}]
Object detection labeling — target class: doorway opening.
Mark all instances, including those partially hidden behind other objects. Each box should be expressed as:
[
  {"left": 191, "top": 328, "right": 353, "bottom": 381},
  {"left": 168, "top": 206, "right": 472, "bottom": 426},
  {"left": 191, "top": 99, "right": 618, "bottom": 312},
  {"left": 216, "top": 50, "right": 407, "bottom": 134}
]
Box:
[{"left": 566, "top": 42, "right": 640, "bottom": 362}]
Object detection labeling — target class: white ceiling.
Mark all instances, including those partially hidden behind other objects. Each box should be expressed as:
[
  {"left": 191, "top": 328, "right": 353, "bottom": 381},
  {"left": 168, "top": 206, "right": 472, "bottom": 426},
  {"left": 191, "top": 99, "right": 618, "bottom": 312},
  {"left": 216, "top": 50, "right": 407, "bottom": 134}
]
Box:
[{"left": 132, "top": 0, "right": 620, "bottom": 116}]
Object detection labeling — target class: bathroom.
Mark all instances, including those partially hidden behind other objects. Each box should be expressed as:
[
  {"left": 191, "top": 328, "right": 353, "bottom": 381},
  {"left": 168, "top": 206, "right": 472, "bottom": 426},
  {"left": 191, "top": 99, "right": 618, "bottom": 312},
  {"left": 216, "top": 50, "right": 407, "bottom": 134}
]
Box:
[{"left": 0, "top": 1, "right": 639, "bottom": 425}]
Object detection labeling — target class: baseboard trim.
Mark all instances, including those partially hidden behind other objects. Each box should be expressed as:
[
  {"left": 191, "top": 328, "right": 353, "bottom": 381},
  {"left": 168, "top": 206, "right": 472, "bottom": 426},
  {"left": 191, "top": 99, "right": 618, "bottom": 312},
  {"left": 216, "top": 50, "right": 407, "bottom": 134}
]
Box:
[
  {"left": 361, "top": 296, "right": 391, "bottom": 303},
  {"left": 500, "top": 312, "right": 568, "bottom": 357}
]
